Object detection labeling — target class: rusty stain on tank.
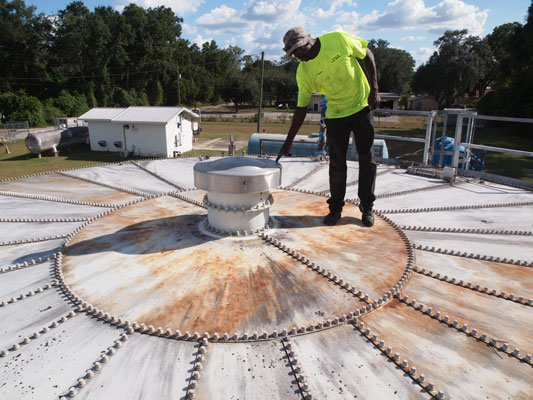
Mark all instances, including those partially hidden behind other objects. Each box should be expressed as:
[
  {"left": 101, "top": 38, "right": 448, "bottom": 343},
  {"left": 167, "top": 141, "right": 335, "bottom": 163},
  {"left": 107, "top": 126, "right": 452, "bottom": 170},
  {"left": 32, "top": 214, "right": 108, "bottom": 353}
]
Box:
[{"left": 62, "top": 194, "right": 372, "bottom": 333}]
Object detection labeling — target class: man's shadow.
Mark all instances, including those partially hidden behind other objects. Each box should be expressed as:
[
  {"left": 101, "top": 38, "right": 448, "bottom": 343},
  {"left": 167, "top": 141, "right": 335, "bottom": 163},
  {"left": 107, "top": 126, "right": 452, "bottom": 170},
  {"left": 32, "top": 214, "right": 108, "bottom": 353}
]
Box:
[
  {"left": 64, "top": 213, "right": 364, "bottom": 257},
  {"left": 274, "top": 215, "right": 364, "bottom": 228},
  {"left": 66, "top": 215, "right": 213, "bottom": 256}
]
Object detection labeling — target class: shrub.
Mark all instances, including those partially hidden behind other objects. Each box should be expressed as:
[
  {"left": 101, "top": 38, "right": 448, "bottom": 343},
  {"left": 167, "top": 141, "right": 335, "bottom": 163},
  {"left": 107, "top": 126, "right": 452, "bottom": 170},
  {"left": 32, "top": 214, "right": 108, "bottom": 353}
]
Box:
[{"left": 0, "top": 90, "right": 47, "bottom": 126}]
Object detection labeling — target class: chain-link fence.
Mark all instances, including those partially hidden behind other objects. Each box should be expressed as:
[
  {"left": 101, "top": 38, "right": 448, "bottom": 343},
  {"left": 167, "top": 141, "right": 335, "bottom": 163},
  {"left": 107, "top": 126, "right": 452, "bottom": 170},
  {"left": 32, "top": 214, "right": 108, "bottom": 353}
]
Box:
[{"left": 0, "top": 121, "right": 30, "bottom": 142}]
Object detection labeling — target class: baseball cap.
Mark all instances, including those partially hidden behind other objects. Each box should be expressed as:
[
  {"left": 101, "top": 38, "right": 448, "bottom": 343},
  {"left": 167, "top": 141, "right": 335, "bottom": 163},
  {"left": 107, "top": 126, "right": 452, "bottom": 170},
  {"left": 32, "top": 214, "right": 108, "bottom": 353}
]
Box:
[{"left": 283, "top": 27, "right": 312, "bottom": 56}]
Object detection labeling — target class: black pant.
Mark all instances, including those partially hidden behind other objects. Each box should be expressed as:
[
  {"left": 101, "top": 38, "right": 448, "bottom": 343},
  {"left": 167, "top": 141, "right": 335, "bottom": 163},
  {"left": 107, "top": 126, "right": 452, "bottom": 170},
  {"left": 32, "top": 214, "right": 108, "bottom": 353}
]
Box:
[{"left": 325, "top": 107, "right": 377, "bottom": 213}]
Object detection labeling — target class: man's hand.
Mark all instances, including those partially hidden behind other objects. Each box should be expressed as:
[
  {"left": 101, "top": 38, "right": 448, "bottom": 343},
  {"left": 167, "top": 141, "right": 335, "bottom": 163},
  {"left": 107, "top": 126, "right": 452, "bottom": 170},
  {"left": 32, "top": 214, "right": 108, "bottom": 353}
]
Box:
[
  {"left": 276, "top": 139, "right": 293, "bottom": 162},
  {"left": 368, "top": 89, "right": 381, "bottom": 110},
  {"left": 364, "top": 48, "right": 380, "bottom": 109},
  {"left": 276, "top": 106, "right": 307, "bottom": 162}
]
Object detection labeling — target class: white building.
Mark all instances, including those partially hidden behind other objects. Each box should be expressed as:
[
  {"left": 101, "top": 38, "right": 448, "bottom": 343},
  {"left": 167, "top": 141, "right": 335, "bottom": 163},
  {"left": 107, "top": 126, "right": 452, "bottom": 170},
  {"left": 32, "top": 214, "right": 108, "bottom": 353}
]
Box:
[{"left": 79, "top": 106, "right": 200, "bottom": 157}]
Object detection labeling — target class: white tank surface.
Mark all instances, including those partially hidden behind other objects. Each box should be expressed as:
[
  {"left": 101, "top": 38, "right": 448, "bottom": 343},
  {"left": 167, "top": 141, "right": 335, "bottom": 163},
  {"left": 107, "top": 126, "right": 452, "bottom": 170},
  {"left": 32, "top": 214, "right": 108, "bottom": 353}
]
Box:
[
  {"left": 0, "top": 155, "right": 532, "bottom": 400},
  {"left": 25, "top": 126, "right": 89, "bottom": 154}
]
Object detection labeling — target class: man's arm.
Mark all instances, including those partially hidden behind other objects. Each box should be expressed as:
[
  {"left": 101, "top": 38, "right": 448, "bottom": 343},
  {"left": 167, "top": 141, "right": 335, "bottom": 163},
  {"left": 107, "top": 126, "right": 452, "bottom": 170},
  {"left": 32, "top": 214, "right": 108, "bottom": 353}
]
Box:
[
  {"left": 363, "top": 48, "right": 380, "bottom": 109},
  {"left": 276, "top": 106, "right": 307, "bottom": 162}
]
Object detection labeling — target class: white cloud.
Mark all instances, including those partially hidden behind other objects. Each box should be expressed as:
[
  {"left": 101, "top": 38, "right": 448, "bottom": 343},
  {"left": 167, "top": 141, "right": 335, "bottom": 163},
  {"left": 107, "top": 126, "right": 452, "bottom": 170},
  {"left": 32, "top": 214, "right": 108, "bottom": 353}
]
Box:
[
  {"left": 401, "top": 35, "right": 426, "bottom": 41},
  {"left": 195, "top": 5, "right": 248, "bottom": 33},
  {"left": 412, "top": 46, "right": 435, "bottom": 66},
  {"left": 242, "top": 0, "right": 302, "bottom": 23},
  {"left": 192, "top": 34, "right": 214, "bottom": 47},
  {"left": 313, "top": 0, "right": 357, "bottom": 19},
  {"left": 182, "top": 23, "right": 197, "bottom": 36},
  {"left": 356, "top": 0, "right": 488, "bottom": 35},
  {"left": 114, "top": 0, "right": 203, "bottom": 15},
  {"left": 338, "top": 10, "right": 361, "bottom": 24}
]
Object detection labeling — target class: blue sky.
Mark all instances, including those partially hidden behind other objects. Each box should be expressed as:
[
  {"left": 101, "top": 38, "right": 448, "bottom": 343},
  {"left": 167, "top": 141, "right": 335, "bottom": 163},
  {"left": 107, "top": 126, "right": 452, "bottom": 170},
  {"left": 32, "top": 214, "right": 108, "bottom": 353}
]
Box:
[{"left": 27, "top": 0, "right": 531, "bottom": 65}]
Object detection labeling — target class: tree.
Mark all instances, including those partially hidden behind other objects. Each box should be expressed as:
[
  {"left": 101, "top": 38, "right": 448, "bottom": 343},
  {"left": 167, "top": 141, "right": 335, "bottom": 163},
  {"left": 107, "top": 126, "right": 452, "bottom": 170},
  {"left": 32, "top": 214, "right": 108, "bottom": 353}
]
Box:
[
  {"left": 0, "top": 0, "right": 311, "bottom": 116},
  {"left": 413, "top": 30, "right": 495, "bottom": 107},
  {"left": 477, "top": 5, "right": 533, "bottom": 118},
  {"left": 0, "top": 0, "right": 50, "bottom": 96},
  {"left": 220, "top": 71, "right": 255, "bottom": 112},
  {"left": 368, "top": 39, "right": 414, "bottom": 94}
]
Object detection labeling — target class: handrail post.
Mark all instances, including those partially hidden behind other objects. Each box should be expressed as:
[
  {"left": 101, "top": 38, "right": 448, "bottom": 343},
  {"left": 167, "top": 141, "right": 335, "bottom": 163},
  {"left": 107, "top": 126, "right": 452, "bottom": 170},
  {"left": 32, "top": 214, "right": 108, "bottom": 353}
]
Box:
[
  {"left": 422, "top": 111, "right": 435, "bottom": 165},
  {"left": 452, "top": 113, "right": 464, "bottom": 168}
]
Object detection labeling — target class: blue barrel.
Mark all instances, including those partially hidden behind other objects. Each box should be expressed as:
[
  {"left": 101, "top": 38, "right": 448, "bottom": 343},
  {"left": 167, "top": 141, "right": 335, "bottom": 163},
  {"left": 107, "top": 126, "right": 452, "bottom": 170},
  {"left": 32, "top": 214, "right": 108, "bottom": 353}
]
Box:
[{"left": 432, "top": 136, "right": 484, "bottom": 171}]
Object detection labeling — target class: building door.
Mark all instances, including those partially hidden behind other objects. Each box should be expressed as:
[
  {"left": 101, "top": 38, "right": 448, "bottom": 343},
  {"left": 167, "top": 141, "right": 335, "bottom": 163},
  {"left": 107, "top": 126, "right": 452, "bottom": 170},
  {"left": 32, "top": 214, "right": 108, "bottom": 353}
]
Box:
[{"left": 123, "top": 124, "right": 131, "bottom": 151}]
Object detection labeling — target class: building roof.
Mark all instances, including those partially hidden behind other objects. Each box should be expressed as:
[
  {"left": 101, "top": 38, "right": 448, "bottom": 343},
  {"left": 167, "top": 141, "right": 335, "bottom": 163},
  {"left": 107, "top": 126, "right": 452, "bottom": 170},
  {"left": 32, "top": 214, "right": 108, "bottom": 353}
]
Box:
[
  {"left": 408, "top": 95, "right": 437, "bottom": 102},
  {"left": 78, "top": 108, "right": 127, "bottom": 121},
  {"left": 379, "top": 92, "right": 401, "bottom": 99},
  {"left": 79, "top": 107, "right": 200, "bottom": 124}
]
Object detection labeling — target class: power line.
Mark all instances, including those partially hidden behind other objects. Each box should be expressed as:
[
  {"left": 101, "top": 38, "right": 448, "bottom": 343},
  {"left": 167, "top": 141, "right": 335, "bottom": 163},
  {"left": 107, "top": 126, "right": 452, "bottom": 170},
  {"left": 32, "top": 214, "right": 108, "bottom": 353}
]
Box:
[{"left": 0, "top": 53, "right": 265, "bottom": 84}]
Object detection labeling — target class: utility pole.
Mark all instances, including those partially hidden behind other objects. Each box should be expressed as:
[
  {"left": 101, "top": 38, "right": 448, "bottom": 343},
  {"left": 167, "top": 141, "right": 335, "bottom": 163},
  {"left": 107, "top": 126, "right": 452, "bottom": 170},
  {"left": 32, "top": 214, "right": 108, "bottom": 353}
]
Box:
[
  {"left": 257, "top": 51, "right": 264, "bottom": 134},
  {"left": 177, "top": 59, "right": 181, "bottom": 107}
]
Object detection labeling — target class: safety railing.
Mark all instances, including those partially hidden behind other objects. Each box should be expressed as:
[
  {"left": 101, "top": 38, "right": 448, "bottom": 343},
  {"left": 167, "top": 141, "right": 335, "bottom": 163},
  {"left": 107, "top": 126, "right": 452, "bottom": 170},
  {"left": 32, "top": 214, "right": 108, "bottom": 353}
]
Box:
[
  {"left": 371, "top": 109, "right": 436, "bottom": 165},
  {"left": 253, "top": 107, "right": 532, "bottom": 185},
  {"left": 451, "top": 113, "right": 533, "bottom": 170}
]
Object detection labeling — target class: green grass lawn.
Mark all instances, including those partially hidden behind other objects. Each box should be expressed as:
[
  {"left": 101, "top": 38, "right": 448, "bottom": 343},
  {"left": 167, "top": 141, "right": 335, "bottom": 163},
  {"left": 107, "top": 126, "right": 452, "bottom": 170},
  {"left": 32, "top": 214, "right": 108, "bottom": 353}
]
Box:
[
  {"left": 1, "top": 119, "right": 531, "bottom": 182},
  {"left": 471, "top": 127, "right": 533, "bottom": 181}
]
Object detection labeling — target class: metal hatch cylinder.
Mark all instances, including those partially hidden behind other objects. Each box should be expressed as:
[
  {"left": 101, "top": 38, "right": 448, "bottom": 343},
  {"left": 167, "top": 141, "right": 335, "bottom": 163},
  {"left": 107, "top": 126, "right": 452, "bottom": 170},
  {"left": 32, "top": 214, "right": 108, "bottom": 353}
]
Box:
[{"left": 194, "top": 157, "right": 282, "bottom": 235}]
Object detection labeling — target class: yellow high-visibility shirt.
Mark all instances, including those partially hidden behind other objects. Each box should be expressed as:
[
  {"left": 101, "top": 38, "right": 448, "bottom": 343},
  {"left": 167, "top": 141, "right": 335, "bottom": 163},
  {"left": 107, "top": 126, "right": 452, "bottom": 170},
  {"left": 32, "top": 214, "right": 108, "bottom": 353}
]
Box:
[{"left": 296, "top": 31, "right": 370, "bottom": 119}]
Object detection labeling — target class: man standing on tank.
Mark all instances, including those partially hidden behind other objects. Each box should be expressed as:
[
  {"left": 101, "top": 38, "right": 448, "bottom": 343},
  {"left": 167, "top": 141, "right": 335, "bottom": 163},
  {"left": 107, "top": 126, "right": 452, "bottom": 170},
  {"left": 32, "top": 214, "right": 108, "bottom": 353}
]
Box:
[{"left": 276, "top": 27, "right": 380, "bottom": 227}]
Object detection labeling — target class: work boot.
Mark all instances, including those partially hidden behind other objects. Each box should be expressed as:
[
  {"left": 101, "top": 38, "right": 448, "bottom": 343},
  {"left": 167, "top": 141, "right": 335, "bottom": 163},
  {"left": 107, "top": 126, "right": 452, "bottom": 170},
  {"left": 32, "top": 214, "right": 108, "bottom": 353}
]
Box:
[
  {"left": 323, "top": 211, "right": 342, "bottom": 226},
  {"left": 359, "top": 204, "right": 374, "bottom": 227}
]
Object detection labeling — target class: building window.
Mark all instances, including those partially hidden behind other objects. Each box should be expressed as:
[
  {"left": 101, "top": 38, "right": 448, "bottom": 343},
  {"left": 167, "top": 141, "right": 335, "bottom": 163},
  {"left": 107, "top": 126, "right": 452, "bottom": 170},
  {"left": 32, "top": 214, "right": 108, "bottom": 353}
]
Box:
[{"left": 175, "top": 134, "right": 181, "bottom": 147}]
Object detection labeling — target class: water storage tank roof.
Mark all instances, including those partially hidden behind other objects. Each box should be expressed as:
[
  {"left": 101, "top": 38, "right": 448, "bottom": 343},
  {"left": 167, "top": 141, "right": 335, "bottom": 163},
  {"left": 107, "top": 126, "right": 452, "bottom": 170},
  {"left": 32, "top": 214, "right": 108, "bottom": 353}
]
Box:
[
  {"left": 194, "top": 157, "right": 281, "bottom": 193},
  {"left": 0, "top": 156, "right": 532, "bottom": 399}
]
